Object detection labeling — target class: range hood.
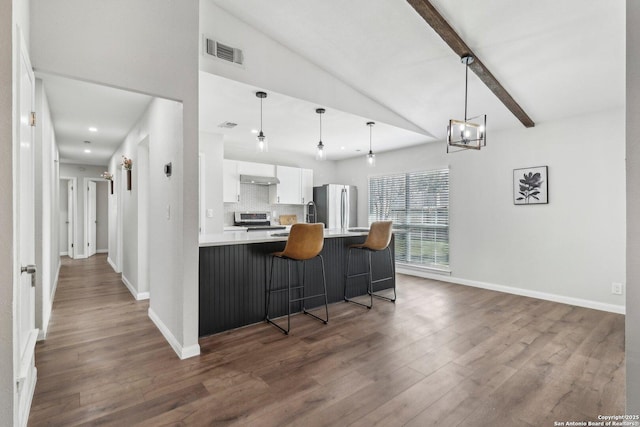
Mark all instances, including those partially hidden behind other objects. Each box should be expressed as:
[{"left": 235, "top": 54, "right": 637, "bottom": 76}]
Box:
[{"left": 240, "top": 174, "right": 280, "bottom": 185}]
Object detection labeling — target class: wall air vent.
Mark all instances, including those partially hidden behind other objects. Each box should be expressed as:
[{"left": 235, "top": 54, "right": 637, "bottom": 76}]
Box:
[
  {"left": 205, "top": 38, "right": 244, "bottom": 65},
  {"left": 218, "top": 121, "right": 238, "bottom": 129}
]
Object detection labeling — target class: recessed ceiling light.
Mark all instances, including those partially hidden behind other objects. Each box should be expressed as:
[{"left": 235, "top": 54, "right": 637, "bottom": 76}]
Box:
[
  {"left": 251, "top": 129, "right": 258, "bottom": 134},
  {"left": 89, "top": 127, "right": 97, "bottom": 132},
  {"left": 340, "top": 146, "right": 345, "bottom": 150},
  {"left": 84, "top": 149, "right": 91, "bottom": 153}
]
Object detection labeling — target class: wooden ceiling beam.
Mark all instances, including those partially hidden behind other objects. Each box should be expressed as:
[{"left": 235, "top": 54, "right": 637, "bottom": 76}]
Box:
[{"left": 406, "top": 0, "right": 535, "bottom": 128}]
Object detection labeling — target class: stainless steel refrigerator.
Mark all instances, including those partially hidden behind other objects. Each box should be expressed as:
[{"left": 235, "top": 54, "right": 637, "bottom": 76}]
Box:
[{"left": 313, "top": 184, "right": 357, "bottom": 229}]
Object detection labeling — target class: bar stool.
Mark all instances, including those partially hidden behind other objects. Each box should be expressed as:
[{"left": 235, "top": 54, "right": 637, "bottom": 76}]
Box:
[
  {"left": 265, "top": 223, "right": 329, "bottom": 335},
  {"left": 344, "top": 221, "right": 396, "bottom": 309}
]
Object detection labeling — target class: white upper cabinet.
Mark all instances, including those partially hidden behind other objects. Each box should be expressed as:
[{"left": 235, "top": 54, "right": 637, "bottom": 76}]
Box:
[
  {"left": 301, "top": 168, "right": 313, "bottom": 204},
  {"left": 270, "top": 165, "right": 301, "bottom": 204},
  {"left": 223, "top": 159, "right": 314, "bottom": 205},
  {"left": 223, "top": 159, "right": 240, "bottom": 203},
  {"left": 270, "top": 166, "right": 314, "bottom": 205}
]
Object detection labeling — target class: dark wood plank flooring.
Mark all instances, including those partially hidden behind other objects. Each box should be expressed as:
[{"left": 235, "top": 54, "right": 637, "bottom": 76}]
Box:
[{"left": 28, "top": 254, "right": 625, "bottom": 426}]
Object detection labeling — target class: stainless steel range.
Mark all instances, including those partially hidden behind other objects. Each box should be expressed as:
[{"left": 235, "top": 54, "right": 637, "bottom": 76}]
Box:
[{"left": 234, "top": 211, "right": 286, "bottom": 231}]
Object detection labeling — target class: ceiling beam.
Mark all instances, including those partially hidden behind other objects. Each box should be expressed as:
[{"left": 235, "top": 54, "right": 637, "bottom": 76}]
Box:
[{"left": 406, "top": 0, "right": 535, "bottom": 128}]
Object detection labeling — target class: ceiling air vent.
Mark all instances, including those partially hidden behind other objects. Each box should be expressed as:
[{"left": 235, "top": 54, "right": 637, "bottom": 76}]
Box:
[
  {"left": 218, "top": 121, "right": 238, "bottom": 129},
  {"left": 205, "top": 39, "right": 244, "bottom": 65}
]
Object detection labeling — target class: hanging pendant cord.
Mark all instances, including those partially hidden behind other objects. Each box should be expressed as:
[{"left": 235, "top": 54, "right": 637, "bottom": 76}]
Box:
[
  {"left": 464, "top": 60, "right": 469, "bottom": 123},
  {"left": 369, "top": 124, "right": 372, "bottom": 151},
  {"left": 319, "top": 112, "right": 322, "bottom": 142},
  {"left": 260, "top": 98, "right": 263, "bottom": 132}
]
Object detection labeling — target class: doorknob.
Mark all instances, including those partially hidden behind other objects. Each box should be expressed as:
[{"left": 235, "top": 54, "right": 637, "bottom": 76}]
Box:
[{"left": 21, "top": 264, "right": 36, "bottom": 288}]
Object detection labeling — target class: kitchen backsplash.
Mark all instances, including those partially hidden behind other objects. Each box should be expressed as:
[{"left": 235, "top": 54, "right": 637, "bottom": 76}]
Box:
[{"left": 223, "top": 183, "right": 305, "bottom": 225}]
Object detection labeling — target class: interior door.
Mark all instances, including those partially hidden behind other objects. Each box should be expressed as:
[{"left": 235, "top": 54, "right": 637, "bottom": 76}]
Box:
[
  {"left": 87, "top": 180, "right": 97, "bottom": 257},
  {"left": 16, "top": 30, "right": 38, "bottom": 423},
  {"left": 67, "top": 180, "right": 74, "bottom": 258}
]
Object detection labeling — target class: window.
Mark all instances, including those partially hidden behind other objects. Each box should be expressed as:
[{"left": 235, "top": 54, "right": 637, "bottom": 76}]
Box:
[{"left": 369, "top": 169, "right": 449, "bottom": 270}]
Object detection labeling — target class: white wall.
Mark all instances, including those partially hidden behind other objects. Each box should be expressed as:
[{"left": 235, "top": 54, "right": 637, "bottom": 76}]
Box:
[
  {"left": 199, "top": 131, "right": 224, "bottom": 234},
  {"left": 31, "top": 0, "right": 200, "bottom": 359},
  {"left": 627, "top": 0, "right": 640, "bottom": 413},
  {"left": 58, "top": 164, "right": 107, "bottom": 258},
  {"left": 335, "top": 108, "right": 626, "bottom": 312}
]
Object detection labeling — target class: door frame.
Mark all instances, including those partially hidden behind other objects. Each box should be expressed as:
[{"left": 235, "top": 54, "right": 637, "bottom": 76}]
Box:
[
  {"left": 60, "top": 176, "right": 77, "bottom": 259},
  {"left": 13, "top": 25, "right": 38, "bottom": 427},
  {"left": 83, "top": 177, "right": 106, "bottom": 259},
  {"left": 137, "top": 136, "right": 150, "bottom": 299}
]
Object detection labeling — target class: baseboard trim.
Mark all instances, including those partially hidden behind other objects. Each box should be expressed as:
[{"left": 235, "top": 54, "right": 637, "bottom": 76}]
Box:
[
  {"left": 39, "top": 261, "right": 62, "bottom": 341},
  {"left": 97, "top": 249, "right": 108, "bottom": 254},
  {"left": 107, "top": 257, "right": 118, "bottom": 273},
  {"left": 18, "top": 366, "right": 36, "bottom": 427},
  {"left": 397, "top": 267, "right": 626, "bottom": 315},
  {"left": 148, "top": 307, "right": 201, "bottom": 360},
  {"left": 121, "top": 275, "right": 149, "bottom": 301},
  {"left": 59, "top": 251, "right": 68, "bottom": 256}
]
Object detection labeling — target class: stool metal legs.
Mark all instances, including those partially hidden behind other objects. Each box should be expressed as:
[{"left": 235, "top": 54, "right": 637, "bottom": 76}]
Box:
[
  {"left": 265, "top": 255, "right": 329, "bottom": 335},
  {"left": 344, "top": 246, "right": 396, "bottom": 309}
]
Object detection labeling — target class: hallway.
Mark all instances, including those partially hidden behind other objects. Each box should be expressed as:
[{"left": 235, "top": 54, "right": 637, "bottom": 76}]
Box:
[{"left": 28, "top": 255, "right": 181, "bottom": 425}]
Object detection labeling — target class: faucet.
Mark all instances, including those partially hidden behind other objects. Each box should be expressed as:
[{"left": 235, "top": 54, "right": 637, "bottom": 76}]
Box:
[{"left": 306, "top": 201, "right": 317, "bottom": 223}]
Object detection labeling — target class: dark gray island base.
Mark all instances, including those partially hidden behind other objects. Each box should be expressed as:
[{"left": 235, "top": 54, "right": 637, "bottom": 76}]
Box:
[{"left": 199, "top": 233, "right": 395, "bottom": 337}]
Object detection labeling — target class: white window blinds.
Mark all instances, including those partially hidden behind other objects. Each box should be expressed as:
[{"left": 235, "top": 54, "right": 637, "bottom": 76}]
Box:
[{"left": 368, "top": 169, "right": 449, "bottom": 269}]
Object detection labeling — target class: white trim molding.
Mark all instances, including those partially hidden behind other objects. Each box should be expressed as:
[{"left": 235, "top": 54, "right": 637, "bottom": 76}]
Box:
[
  {"left": 121, "top": 275, "right": 149, "bottom": 301},
  {"left": 97, "top": 249, "right": 108, "bottom": 254},
  {"left": 59, "top": 251, "right": 68, "bottom": 256},
  {"left": 107, "top": 256, "right": 118, "bottom": 273},
  {"left": 148, "top": 308, "right": 201, "bottom": 360},
  {"left": 397, "top": 267, "right": 625, "bottom": 315}
]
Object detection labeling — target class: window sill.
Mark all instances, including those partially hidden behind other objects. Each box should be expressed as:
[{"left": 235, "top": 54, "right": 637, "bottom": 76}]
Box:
[{"left": 395, "top": 263, "right": 451, "bottom": 276}]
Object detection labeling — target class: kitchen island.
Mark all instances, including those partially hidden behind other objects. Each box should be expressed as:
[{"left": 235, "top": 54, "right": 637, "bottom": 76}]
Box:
[{"left": 199, "top": 229, "right": 395, "bottom": 336}]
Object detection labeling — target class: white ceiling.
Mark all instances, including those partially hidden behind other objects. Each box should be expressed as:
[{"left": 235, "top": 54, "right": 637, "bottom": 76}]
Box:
[
  {"left": 211, "top": 0, "right": 624, "bottom": 139},
  {"left": 41, "top": 0, "right": 624, "bottom": 165},
  {"left": 38, "top": 73, "right": 152, "bottom": 166}
]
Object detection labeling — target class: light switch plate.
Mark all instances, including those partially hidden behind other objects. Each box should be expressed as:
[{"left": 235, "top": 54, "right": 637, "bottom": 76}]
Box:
[
  {"left": 612, "top": 282, "right": 623, "bottom": 295},
  {"left": 207, "top": 209, "right": 214, "bottom": 218}
]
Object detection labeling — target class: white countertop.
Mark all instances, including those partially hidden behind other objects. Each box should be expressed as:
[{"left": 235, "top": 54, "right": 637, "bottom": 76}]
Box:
[{"left": 200, "top": 228, "right": 369, "bottom": 247}]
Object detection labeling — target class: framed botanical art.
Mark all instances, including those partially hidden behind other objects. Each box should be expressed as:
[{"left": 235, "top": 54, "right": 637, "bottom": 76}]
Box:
[{"left": 513, "top": 166, "right": 548, "bottom": 205}]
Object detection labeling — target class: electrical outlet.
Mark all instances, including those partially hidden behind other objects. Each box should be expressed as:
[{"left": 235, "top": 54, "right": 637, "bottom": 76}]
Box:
[{"left": 612, "top": 282, "right": 623, "bottom": 295}]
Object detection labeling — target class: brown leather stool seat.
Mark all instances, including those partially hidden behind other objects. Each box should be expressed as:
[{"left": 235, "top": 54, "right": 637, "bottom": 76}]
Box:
[
  {"left": 344, "top": 221, "right": 396, "bottom": 309},
  {"left": 265, "top": 223, "right": 329, "bottom": 334}
]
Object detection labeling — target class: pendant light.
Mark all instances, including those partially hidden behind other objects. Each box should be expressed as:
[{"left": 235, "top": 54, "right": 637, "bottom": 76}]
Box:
[
  {"left": 447, "top": 55, "right": 486, "bottom": 152},
  {"left": 255, "top": 91, "right": 268, "bottom": 153},
  {"left": 315, "top": 108, "right": 325, "bottom": 161},
  {"left": 366, "top": 121, "right": 376, "bottom": 167}
]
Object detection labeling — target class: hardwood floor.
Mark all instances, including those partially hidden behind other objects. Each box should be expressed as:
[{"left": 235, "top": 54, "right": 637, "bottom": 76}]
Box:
[{"left": 29, "top": 254, "right": 625, "bottom": 426}]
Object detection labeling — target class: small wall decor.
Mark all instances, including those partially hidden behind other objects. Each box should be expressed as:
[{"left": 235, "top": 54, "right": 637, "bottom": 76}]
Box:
[
  {"left": 164, "top": 162, "right": 172, "bottom": 177},
  {"left": 101, "top": 171, "right": 114, "bottom": 194},
  {"left": 514, "top": 166, "right": 548, "bottom": 205},
  {"left": 122, "top": 156, "right": 133, "bottom": 191}
]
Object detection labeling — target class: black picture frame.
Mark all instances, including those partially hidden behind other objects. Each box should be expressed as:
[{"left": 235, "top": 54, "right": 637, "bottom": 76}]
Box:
[{"left": 513, "top": 166, "right": 548, "bottom": 205}]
